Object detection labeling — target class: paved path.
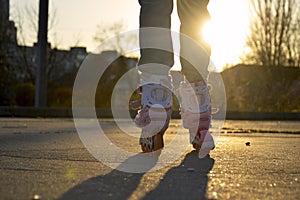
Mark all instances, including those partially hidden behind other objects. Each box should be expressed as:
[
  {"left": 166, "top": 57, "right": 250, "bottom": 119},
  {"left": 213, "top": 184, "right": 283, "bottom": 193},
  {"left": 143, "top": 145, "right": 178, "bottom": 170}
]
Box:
[{"left": 0, "top": 118, "right": 299, "bottom": 199}]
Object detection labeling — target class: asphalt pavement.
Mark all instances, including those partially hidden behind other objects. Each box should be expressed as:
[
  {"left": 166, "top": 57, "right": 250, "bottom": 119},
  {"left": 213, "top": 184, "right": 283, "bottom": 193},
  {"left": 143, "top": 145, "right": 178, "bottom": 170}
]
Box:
[{"left": 0, "top": 118, "right": 299, "bottom": 200}]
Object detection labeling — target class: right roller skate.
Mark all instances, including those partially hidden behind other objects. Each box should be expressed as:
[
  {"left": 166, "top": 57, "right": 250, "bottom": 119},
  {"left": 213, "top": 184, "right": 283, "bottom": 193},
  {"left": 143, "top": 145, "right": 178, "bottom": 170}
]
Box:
[
  {"left": 132, "top": 72, "right": 173, "bottom": 154},
  {"left": 178, "top": 79, "right": 215, "bottom": 159}
]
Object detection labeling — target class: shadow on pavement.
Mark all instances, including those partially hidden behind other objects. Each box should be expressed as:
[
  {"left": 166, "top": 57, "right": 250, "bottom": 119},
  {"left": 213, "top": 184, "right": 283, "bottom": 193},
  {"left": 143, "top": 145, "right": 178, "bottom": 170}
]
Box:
[
  {"left": 59, "top": 151, "right": 214, "bottom": 200},
  {"left": 59, "top": 153, "right": 156, "bottom": 200},
  {"left": 142, "top": 151, "right": 215, "bottom": 200}
]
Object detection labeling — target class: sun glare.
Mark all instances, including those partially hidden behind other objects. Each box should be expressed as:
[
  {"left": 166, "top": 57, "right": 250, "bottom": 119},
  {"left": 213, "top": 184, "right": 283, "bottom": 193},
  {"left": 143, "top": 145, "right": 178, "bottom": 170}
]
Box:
[
  {"left": 203, "top": 0, "right": 250, "bottom": 71},
  {"left": 202, "top": 22, "right": 213, "bottom": 45},
  {"left": 171, "top": 0, "right": 250, "bottom": 71}
]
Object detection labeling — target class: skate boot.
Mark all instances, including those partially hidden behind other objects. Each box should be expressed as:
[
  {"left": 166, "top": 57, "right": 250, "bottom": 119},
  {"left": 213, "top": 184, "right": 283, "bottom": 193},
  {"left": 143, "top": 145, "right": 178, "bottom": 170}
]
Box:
[
  {"left": 133, "top": 72, "right": 173, "bottom": 153},
  {"left": 178, "top": 79, "right": 215, "bottom": 158}
]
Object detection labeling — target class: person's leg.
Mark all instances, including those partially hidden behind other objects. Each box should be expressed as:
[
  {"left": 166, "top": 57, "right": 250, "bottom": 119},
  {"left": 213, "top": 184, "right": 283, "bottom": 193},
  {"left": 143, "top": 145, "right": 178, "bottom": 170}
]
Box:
[
  {"left": 177, "top": 0, "right": 214, "bottom": 158},
  {"left": 177, "top": 0, "right": 210, "bottom": 82},
  {"left": 135, "top": 0, "right": 174, "bottom": 153},
  {"left": 138, "top": 0, "right": 174, "bottom": 75}
]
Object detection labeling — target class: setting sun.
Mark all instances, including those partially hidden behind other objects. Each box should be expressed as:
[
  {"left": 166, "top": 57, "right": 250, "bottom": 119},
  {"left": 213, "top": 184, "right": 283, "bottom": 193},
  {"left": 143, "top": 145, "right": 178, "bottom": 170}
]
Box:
[
  {"left": 203, "top": 0, "right": 250, "bottom": 71},
  {"left": 171, "top": 0, "right": 250, "bottom": 71}
]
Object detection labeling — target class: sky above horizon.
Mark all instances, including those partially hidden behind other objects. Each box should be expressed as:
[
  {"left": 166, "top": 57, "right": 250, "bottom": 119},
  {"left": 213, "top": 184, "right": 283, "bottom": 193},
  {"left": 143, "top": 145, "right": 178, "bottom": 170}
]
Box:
[{"left": 10, "top": 0, "right": 250, "bottom": 71}]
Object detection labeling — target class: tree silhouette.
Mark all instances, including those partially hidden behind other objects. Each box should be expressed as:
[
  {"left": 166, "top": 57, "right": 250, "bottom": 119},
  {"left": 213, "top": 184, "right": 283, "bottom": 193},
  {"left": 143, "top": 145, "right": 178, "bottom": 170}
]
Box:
[
  {"left": 244, "top": 0, "right": 299, "bottom": 67},
  {"left": 0, "top": 4, "right": 18, "bottom": 105},
  {"left": 94, "top": 21, "right": 138, "bottom": 56}
]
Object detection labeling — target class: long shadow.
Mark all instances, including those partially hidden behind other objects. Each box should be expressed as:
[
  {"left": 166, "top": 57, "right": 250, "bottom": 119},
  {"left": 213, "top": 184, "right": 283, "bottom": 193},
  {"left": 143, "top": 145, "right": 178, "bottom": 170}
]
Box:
[
  {"left": 143, "top": 151, "right": 215, "bottom": 200},
  {"left": 59, "top": 151, "right": 214, "bottom": 200},
  {"left": 59, "top": 153, "right": 157, "bottom": 200}
]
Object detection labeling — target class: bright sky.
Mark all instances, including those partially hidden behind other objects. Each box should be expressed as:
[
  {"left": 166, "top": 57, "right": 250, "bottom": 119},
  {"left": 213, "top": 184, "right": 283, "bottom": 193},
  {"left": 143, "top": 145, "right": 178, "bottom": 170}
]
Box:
[{"left": 10, "top": 0, "right": 250, "bottom": 71}]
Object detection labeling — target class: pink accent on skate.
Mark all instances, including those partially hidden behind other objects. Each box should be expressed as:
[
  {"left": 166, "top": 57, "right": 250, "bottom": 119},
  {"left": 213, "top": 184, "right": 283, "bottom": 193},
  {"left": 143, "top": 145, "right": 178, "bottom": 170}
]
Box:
[
  {"left": 198, "top": 130, "right": 215, "bottom": 158},
  {"left": 131, "top": 100, "right": 141, "bottom": 110},
  {"left": 181, "top": 109, "right": 211, "bottom": 133}
]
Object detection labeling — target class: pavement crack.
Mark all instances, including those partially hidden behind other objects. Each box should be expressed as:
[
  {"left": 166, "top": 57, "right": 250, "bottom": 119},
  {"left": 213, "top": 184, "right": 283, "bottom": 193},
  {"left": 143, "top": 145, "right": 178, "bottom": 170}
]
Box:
[
  {"left": 221, "top": 127, "right": 300, "bottom": 134},
  {"left": 0, "top": 154, "right": 98, "bottom": 163},
  {"left": 0, "top": 167, "right": 45, "bottom": 172}
]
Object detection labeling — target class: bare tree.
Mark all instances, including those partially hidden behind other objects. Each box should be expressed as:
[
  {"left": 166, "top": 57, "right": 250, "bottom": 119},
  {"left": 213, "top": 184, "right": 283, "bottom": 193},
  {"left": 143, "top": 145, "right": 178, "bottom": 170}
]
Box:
[
  {"left": 243, "top": 0, "right": 299, "bottom": 67},
  {"left": 13, "top": 2, "right": 69, "bottom": 85},
  {"left": 0, "top": 13, "right": 16, "bottom": 105},
  {"left": 94, "top": 21, "right": 138, "bottom": 56}
]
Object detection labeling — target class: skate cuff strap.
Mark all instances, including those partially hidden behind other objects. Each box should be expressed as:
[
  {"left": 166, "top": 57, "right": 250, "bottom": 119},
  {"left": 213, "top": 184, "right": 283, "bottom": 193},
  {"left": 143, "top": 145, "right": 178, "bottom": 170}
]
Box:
[{"left": 139, "top": 71, "right": 173, "bottom": 90}]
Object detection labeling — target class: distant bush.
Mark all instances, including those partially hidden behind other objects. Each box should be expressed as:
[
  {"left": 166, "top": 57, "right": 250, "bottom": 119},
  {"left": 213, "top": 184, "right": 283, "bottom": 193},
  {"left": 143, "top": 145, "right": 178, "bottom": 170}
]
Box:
[
  {"left": 222, "top": 65, "right": 300, "bottom": 112},
  {"left": 14, "top": 83, "right": 35, "bottom": 106},
  {"left": 48, "top": 87, "right": 72, "bottom": 108}
]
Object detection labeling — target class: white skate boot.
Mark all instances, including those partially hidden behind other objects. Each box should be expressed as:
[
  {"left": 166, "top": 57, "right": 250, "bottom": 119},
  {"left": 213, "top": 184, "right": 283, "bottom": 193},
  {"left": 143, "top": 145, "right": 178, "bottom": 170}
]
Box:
[
  {"left": 178, "top": 79, "right": 215, "bottom": 158},
  {"left": 132, "top": 72, "right": 173, "bottom": 153}
]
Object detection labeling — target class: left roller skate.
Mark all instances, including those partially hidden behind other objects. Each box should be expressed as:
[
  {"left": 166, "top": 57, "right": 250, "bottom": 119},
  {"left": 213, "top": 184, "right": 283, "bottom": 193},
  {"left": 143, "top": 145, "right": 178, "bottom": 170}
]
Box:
[{"left": 133, "top": 72, "right": 173, "bottom": 154}]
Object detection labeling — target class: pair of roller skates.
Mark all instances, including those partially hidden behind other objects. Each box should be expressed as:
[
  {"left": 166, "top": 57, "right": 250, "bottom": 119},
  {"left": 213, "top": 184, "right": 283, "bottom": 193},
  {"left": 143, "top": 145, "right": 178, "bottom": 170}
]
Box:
[{"left": 132, "top": 72, "right": 215, "bottom": 159}]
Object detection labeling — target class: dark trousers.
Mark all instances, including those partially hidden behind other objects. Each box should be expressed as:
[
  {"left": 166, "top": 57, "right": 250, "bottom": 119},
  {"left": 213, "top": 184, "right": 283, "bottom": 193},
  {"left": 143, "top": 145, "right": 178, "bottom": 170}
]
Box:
[{"left": 138, "top": 0, "right": 211, "bottom": 82}]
